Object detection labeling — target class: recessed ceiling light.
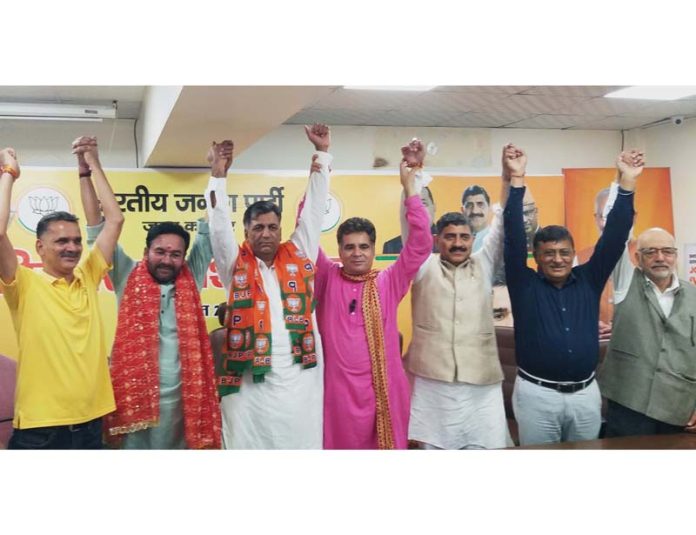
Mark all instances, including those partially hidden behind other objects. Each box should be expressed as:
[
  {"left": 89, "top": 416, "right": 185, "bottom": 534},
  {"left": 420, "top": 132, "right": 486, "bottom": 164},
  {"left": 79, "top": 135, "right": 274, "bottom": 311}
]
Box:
[
  {"left": 604, "top": 86, "right": 696, "bottom": 101},
  {"left": 343, "top": 86, "right": 437, "bottom": 91}
]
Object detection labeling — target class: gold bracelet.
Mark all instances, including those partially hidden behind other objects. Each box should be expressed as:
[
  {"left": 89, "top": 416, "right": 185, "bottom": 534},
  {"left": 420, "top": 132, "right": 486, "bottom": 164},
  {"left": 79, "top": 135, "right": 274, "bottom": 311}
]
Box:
[{"left": 1, "top": 164, "right": 18, "bottom": 179}]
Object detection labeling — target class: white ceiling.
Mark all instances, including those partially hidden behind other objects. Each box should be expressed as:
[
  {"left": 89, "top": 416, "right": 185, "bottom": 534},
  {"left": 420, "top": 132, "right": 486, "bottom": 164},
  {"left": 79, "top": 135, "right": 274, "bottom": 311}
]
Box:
[
  {"left": 2, "top": 85, "right": 696, "bottom": 130},
  {"left": 2, "top": 85, "right": 695, "bottom": 166}
]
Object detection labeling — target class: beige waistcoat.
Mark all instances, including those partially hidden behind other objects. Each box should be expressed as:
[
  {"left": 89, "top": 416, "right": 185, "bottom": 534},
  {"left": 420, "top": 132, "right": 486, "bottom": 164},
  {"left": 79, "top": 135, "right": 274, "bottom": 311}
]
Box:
[{"left": 404, "top": 255, "right": 503, "bottom": 384}]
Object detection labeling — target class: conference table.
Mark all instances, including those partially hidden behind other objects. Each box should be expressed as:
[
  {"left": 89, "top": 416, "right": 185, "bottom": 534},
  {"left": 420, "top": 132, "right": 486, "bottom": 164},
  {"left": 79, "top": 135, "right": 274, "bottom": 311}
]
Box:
[{"left": 514, "top": 433, "right": 696, "bottom": 449}]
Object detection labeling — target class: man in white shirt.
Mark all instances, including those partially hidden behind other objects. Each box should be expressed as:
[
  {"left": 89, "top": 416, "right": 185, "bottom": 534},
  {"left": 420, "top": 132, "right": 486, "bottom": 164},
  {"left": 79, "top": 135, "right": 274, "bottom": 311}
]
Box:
[{"left": 204, "top": 124, "right": 332, "bottom": 449}]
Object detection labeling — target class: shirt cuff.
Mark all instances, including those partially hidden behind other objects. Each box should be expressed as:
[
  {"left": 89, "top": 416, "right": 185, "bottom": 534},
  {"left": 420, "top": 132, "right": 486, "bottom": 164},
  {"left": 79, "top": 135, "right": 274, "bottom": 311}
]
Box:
[
  {"left": 85, "top": 219, "right": 105, "bottom": 242},
  {"left": 197, "top": 218, "right": 209, "bottom": 234},
  {"left": 314, "top": 151, "right": 333, "bottom": 167},
  {"left": 404, "top": 194, "right": 422, "bottom": 208}
]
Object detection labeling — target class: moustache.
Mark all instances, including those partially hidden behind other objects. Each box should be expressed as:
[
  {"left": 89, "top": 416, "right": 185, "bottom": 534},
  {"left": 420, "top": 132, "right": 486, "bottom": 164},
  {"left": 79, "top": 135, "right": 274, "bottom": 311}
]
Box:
[
  {"left": 469, "top": 213, "right": 484, "bottom": 218},
  {"left": 60, "top": 253, "right": 79, "bottom": 258},
  {"left": 449, "top": 247, "right": 467, "bottom": 254}
]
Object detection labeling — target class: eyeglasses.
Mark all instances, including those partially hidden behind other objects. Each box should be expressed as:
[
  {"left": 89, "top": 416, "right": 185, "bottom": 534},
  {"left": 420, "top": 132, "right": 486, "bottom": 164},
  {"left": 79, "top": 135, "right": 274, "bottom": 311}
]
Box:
[{"left": 639, "top": 247, "right": 677, "bottom": 258}]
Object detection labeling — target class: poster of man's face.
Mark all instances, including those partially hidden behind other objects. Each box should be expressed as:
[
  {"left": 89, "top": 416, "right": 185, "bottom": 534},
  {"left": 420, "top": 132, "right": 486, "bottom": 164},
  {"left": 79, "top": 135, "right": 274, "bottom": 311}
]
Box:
[{"left": 461, "top": 185, "right": 491, "bottom": 233}]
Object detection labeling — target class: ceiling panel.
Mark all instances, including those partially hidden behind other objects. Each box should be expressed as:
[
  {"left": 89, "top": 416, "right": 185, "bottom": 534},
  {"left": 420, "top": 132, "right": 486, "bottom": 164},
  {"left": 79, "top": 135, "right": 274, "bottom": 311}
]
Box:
[
  {"left": 519, "top": 86, "right": 625, "bottom": 97},
  {"left": 505, "top": 114, "right": 597, "bottom": 129}
]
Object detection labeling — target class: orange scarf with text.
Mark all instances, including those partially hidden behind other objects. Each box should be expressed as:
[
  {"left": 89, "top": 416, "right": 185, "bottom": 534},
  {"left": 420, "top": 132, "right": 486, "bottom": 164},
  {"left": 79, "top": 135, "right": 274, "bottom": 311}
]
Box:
[
  {"left": 217, "top": 241, "right": 317, "bottom": 396},
  {"left": 105, "top": 259, "right": 221, "bottom": 449},
  {"left": 340, "top": 268, "right": 395, "bottom": 449}
]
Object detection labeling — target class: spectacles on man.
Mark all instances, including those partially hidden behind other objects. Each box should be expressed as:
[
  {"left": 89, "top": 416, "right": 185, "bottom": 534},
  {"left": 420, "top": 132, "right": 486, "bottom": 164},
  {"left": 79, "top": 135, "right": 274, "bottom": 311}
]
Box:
[{"left": 639, "top": 247, "right": 678, "bottom": 258}]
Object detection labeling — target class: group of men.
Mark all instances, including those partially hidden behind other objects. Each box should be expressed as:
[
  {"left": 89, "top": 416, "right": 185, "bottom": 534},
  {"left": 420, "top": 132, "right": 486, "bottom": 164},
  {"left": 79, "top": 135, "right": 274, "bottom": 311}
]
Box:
[{"left": 0, "top": 125, "right": 694, "bottom": 449}]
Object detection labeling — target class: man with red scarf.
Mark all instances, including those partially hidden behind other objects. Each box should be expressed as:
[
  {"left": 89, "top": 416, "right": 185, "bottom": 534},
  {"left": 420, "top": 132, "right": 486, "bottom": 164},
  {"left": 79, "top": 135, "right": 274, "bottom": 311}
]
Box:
[{"left": 81, "top": 143, "right": 221, "bottom": 449}]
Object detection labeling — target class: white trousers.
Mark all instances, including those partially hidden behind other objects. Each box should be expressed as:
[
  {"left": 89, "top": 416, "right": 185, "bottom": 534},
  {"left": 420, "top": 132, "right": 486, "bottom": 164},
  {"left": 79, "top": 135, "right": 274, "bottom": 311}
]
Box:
[{"left": 512, "top": 375, "right": 601, "bottom": 446}]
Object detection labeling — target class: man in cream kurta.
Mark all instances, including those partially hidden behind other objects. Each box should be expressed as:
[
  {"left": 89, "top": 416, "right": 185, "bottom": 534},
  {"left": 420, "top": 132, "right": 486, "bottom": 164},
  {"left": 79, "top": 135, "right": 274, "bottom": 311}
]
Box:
[
  {"left": 405, "top": 144, "right": 523, "bottom": 449},
  {"left": 204, "top": 125, "right": 331, "bottom": 449}
]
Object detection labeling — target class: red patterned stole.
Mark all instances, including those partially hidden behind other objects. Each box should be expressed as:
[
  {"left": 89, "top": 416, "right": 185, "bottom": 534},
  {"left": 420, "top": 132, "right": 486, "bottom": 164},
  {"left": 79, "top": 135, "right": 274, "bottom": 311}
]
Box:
[
  {"left": 105, "top": 258, "right": 221, "bottom": 449},
  {"left": 216, "top": 241, "right": 317, "bottom": 396}
]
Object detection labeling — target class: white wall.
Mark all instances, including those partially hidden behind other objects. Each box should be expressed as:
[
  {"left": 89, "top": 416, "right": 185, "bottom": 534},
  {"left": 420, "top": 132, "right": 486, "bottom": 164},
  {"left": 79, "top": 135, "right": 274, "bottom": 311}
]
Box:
[
  {"left": 638, "top": 119, "right": 696, "bottom": 258},
  {"left": 234, "top": 125, "right": 621, "bottom": 175},
  {"left": 0, "top": 118, "right": 137, "bottom": 168},
  {"left": 5, "top": 119, "right": 692, "bottom": 255}
]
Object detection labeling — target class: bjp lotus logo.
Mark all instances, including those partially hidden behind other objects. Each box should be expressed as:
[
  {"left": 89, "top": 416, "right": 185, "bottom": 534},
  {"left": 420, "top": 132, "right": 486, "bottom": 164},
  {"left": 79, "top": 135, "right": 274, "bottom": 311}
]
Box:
[
  {"left": 286, "top": 294, "right": 303, "bottom": 313},
  {"left": 234, "top": 270, "right": 248, "bottom": 288},
  {"left": 302, "top": 333, "right": 315, "bottom": 352},
  {"left": 228, "top": 329, "right": 244, "bottom": 350},
  {"left": 255, "top": 335, "right": 270, "bottom": 355},
  {"left": 286, "top": 263, "right": 299, "bottom": 276},
  {"left": 256, "top": 301, "right": 267, "bottom": 312}
]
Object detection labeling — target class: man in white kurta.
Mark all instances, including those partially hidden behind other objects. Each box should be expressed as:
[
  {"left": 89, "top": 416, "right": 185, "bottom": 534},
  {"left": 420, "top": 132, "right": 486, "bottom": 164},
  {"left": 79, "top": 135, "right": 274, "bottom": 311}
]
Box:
[
  {"left": 204, "top": 126, "right": 331, "bottom": 449},
  {"left": 404, "top": 143, "right": 524, "bottom": 449}
]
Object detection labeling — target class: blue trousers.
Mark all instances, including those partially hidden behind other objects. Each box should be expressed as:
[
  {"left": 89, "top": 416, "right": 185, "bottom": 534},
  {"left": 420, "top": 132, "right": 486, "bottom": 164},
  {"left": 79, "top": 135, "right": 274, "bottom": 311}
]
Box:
[{"left": 8, "top": 418, "right": 103, "bottom": 449}]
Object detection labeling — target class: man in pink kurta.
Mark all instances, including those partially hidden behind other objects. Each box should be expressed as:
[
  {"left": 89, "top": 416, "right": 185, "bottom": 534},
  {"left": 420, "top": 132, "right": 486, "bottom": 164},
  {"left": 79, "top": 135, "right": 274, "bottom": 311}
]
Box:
[{"left": 314, "top": 146, "right": 433, "bottom": 449}]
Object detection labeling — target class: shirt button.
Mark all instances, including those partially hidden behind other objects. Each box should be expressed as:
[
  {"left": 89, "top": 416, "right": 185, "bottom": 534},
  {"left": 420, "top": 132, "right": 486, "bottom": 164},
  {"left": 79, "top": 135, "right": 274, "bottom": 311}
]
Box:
[
  {"left": 565, "top": 327, "right": 570, "bottom": 332},
  {"left": 568, "top": 349, "right": 573, "bottom": 354},
  {"left": 561, "top": 308, "right": 566, "bottom": 312}
]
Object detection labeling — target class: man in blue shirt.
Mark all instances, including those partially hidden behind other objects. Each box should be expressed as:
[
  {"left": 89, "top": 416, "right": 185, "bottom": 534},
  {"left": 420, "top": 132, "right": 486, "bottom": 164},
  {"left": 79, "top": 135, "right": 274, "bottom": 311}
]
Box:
[{"left": 503, "top": 148, "right": 643, "bottom": 446}]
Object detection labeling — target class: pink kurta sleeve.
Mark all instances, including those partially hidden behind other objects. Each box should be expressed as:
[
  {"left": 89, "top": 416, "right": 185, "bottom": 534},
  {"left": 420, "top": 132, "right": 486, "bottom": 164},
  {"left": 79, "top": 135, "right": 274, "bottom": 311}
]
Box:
[{"left": 380, "top": 194, "right": 433, "bottom": 302}]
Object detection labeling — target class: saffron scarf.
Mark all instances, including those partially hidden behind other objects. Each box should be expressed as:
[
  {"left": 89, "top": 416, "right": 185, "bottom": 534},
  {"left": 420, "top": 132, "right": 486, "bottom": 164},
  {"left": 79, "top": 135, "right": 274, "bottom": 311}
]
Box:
[
  {"left": 340, "top": 269, "right": 395, "bottom": 450},
  {"left": 105, "top": 259, "right": 222, "bottom": 449},
  {"left": 217, "top": 241, "right": 317, "bottom": 396}
]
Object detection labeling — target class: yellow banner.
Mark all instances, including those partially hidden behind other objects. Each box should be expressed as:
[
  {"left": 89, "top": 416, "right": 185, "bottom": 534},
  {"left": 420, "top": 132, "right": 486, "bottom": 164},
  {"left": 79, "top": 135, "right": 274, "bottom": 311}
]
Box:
[{"left": 0, "top": 169, "right": 564, "bottom": 359}]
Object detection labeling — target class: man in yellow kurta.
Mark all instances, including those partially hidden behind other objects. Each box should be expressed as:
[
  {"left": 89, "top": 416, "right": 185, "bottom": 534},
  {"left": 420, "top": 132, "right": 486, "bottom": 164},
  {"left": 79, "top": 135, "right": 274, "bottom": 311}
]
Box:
[{"left": 0, "top": 137, "right": 124, "bottom": 449}]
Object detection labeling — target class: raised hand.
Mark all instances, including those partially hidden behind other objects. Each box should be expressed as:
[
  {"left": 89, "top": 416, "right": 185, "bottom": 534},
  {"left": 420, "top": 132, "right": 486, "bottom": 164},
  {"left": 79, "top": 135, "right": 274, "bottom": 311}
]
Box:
[
  {"left": 400, "top": 138, "right": 425, "bottom": 168},
  {"left": 399, "top": 159, "right": 418, "bottom": 197},
  {"left": 207, "top": 140, "right": 234, "bottom": 178},
  {"left": 304, "top": 123, "right": 331, "bottom": 152},
  {"left": 502, "top": 143, "right": 526, "bottom": 180},
  {"left": 0, "top": 148, "right": 20, "bottom": 180},
  {"left": 616, "top": 149, "right": 645, "bottom": 182},
  {"left": 72, "top": 136, "right": 100, "bottom": 167}
]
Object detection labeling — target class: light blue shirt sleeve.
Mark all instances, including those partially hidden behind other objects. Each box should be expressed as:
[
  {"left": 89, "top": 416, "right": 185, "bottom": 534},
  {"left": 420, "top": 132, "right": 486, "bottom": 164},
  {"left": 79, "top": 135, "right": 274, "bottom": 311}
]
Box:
[
  {"left": 186, "top": 219, "right": 213, "bottom": 290},
  {"left": 85, "top": 219, "right": 135, "bottom": 299}
]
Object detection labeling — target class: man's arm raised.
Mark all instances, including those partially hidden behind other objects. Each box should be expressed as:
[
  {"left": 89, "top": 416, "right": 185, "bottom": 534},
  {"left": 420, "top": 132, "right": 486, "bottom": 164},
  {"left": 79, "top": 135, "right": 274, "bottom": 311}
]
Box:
[
  {"left": 291, "top": 123, "right": 332, "bottom": 262},
  {"left": 477, "top": 143, "right": 522, "bottom": 275},
  {"left": 204, "top": 139, "right": 236, "bottom": 295},
  {"left": 0, "top": 148, "right": 20, "bottom": 283},
  {"left": 72, "top": 136, "right": 124, "bottom": 265},
  {"left": 77, "top": 149, "right": 103, "bottom": 227}
]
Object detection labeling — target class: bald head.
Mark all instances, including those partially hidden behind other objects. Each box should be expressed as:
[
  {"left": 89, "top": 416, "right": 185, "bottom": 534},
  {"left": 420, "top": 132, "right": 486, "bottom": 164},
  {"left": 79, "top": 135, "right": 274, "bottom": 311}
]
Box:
[
  {"left": 635, "top": 227, "right": 677, "bottom": 286},
  {"left": 636, "top": 227, "right": 675, "bottom": 250}
]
